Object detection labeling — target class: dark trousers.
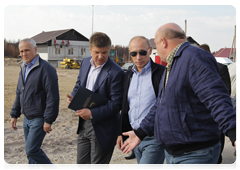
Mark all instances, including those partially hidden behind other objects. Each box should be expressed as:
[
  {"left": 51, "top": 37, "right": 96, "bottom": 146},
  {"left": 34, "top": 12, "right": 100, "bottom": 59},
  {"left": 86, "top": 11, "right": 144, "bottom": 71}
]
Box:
[{"left": 77, "top": 119, "right": 114, "bottom": 164}]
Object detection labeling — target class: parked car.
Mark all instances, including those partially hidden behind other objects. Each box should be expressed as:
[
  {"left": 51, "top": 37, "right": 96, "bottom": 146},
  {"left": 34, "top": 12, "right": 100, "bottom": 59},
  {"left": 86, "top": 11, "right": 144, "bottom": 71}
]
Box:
[{"left": 121, "top": 63, "right": 134, "bottom": 72}]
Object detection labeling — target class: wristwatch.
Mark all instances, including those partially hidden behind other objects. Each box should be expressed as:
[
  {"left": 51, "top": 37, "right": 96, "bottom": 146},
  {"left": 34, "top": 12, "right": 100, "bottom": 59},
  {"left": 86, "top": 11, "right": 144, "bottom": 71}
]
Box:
[{"left": 90, "top": 115, "right": 93, "bottom": 120}]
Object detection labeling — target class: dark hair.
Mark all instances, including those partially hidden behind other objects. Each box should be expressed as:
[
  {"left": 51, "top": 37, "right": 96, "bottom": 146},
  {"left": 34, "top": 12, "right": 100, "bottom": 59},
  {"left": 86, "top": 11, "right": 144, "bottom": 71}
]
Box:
[
  {"left": 89, "top": 32, "right": 111, "bottom": 48},
  {"left": 165, "top": 29, "right": 186, "bottom": 40},
  {"left": 199, "top": 44, "right": 211, "bottom": 53}
]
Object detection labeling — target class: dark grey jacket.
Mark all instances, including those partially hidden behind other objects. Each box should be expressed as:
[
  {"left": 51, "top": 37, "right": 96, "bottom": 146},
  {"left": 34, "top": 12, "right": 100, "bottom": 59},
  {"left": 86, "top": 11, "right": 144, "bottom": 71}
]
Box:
[{"left": 10, "top": 55, "right": 59, "bottom": 124}]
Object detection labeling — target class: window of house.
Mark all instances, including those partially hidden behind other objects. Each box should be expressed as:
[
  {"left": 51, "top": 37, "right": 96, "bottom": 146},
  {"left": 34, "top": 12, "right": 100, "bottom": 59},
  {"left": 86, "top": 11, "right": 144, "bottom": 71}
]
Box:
[
  {"left": 81, "top": 48, "right": 86, "bottom": 55},
  {"left": 68, "top": 48, "right": 73, "bottom": 55},
  {"left": 55, "top": 48, "right": 60, "bottom": 54}
]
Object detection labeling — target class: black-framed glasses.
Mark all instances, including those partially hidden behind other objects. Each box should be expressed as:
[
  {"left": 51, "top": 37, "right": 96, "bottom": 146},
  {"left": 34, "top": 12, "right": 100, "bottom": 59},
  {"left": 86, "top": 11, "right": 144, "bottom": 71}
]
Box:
[{"left": 129, "top": 48, "right": 150, "bottom": 57}]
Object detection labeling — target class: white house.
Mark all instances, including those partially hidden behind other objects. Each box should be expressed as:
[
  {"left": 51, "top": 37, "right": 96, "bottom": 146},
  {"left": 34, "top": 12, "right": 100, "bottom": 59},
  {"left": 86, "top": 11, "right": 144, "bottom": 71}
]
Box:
[{"left": 31, "top": 29, "right": 91, "bottom": 67}]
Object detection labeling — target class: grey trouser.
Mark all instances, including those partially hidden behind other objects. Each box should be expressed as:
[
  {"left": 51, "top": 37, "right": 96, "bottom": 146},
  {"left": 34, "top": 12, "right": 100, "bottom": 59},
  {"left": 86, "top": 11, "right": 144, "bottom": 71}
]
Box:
[{"left": 77, "top": 119, "right": 114, "bottom": 164}]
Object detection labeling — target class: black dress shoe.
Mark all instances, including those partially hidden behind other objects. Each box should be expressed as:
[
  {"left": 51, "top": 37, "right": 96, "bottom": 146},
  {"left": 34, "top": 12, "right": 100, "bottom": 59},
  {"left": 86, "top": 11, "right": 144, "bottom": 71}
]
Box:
[{"left": 124, "top": 151, "right": 135, "bottom": 160}]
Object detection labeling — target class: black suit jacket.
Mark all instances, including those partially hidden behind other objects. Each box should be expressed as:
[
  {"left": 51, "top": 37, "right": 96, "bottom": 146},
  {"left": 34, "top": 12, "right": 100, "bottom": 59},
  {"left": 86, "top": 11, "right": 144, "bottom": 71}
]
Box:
[
  {"left": 71, "top": 57, "right": 124, "bottom": 150},
  {"left": 218, "top": 62, "right": 231, "bottom": 95}
]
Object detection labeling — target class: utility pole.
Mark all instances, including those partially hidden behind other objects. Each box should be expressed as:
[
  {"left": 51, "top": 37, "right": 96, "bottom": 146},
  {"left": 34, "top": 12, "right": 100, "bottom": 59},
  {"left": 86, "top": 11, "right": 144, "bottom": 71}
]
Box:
[
  {"left": 185, "top": 20, "right": 187, "bottom": 35},
  {"left": 92, "top": 5, "right": 94, "bottom": 34},
  {"left": 233, "top": 25, "right": 236, "bottom": 62},
  {"left": 230, "top": 25, "right": 236, "bottom": 62}
]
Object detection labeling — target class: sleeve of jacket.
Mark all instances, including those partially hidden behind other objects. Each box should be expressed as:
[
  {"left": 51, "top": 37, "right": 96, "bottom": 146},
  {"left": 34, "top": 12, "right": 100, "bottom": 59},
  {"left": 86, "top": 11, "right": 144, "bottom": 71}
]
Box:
[
  {"left": 119, "top": 72, "right": 128, "bottom": 136},
  {"left": 91, "top": 69, "right": 124, "bottom": 125},
  {"left": 119, "top": 71, "right": 134, "bottom": 139},
  {"left": 10, "top": 71, "right": 22, "bottom": 119},
  {"left": 218, "top": 63, "right": 231, "bottom": 95},
  {"left": 189, "top": 50, "right": 236, "bottom": 144},
  {"left": 71, "top": 60, "right": 85, "bottom": 97},
  {"left": 42, "top": 65, "right": 60, "bottom": 124}
]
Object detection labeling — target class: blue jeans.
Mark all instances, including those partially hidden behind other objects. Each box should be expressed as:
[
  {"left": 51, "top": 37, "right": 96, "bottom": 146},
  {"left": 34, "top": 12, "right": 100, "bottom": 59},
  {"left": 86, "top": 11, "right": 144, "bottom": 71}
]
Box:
[
  {"left": 164, "top": 142, "right": 221, "bottom": 164},
  {"left": 23, "top": 116, "right": 52, "bottom": 164},
  {"left": 134, "top": 136, "right": 165, "bottom": 164}
]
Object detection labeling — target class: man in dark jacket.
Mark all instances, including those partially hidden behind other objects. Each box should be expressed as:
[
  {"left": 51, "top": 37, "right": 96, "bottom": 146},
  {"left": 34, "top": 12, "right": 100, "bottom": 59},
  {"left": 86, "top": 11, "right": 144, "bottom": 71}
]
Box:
[
  {"left": 117, "top": 36, "right": 166, "bottom": 164},
  {"left": 66, "top": 32, "right": 124, "bottom": 164},
  {"left": 199, "top": 43, "right": 231, "bottom": 164},
  {"left": 10, "top": 38, "right": 59, "bottom": 164},
  {"left": 121, "top": 23, "right": 236, "bottom": 164},
  {"left": 199, "top": 44, "right": 231, "bottom": 95}
]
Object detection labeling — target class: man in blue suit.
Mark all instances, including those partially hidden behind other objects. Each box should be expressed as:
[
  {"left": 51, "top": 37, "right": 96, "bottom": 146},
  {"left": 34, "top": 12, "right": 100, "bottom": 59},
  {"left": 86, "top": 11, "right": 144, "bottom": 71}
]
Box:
[{"left": 66, "top": 32, "right": 124, "bottom": 164}]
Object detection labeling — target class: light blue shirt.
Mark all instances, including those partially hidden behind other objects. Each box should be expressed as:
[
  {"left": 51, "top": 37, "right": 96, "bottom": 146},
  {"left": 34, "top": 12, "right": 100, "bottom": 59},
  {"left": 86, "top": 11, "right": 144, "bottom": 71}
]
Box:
[
  {"left": 24, "top": 56, "right": 38, "bottom": 82},
  {"left": 128, "top": 60, "right": 156, "bottom": 129}
]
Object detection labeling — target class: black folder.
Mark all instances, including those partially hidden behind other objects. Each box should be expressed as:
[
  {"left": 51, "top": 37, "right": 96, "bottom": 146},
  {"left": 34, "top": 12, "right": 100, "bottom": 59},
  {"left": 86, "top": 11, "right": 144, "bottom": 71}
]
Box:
[{"left": 68, "top": 86, "right": 109, "bottom": 111}]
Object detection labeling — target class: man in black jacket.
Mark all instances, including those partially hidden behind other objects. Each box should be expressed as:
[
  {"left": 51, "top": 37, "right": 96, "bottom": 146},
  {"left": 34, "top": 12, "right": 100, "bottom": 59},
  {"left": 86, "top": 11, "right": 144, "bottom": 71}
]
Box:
[
  {"left": 10, "top": 38, "right": 59, "bottom": 164},
  {"left": 199, "top": 43, "right": 231, "bottom": 164},
  {"left": 117, "top": 36, "right": 166, "bottom": 163}
]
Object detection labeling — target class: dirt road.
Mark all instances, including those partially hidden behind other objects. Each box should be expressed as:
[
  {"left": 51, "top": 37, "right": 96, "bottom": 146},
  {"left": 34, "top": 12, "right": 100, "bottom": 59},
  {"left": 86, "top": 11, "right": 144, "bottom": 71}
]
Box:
[{"left": 4, "top": 61, "right": 136, "bottom": 164}]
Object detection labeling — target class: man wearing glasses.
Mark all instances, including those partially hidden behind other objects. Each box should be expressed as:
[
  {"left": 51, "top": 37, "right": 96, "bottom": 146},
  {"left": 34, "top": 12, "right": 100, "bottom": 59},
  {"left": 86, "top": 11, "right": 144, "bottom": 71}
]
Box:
[
  {"left": 117, "top": 36, "right": 166, "bottom": 163},
  {"left": 121, "top": 23, "right": 236, "bottom": 164}
]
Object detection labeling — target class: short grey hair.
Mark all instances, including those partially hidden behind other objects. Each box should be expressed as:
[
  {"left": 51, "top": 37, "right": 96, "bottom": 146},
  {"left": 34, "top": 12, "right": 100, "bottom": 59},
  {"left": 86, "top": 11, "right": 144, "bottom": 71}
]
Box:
[{"left": 19, "top": 38, "right": 37, "bottom": 48}]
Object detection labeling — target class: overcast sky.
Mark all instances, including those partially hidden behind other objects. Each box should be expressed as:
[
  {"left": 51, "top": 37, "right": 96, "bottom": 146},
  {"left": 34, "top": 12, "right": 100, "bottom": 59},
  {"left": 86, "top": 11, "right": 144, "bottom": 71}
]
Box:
[{"left": 3, "top": 4, "right": 237, "bottom": 52}]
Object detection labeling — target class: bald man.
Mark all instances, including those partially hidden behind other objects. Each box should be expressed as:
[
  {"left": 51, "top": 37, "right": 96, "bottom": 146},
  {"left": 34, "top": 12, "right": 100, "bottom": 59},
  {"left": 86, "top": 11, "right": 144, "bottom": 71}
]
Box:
[{"left": 121, "top": 23, "right": 236, "bottom": 164}]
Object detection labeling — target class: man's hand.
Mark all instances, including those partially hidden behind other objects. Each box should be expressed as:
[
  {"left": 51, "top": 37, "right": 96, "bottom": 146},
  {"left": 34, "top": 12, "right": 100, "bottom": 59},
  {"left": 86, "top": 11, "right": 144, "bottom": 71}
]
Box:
[
  {"left": 43, "top": 123, "right": 52, "bottom": 133},
  {"left": 121, "top": 131, "right": 141, "bottom": 154},
  {"left": 76, "top": 108, "right": 92, "bottom": 120},
  {"left": 66, "top": 94, "right": 73, "bottom": 105},
  {"left": 116, "top": 135, "right": 124, "bottom": 151},
  {"left": 234, "top": 140, "right": 238, "bottom": 152},
  {"left": 11, "top": 118, "right": 18, "bottom": 130}
]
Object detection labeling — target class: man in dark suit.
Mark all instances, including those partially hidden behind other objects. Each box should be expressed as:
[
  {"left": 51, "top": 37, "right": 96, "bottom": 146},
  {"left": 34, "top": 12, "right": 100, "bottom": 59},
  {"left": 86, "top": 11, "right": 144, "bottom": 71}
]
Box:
[{"left": 66, "top": 32, "right": 124, "bottom": 164}]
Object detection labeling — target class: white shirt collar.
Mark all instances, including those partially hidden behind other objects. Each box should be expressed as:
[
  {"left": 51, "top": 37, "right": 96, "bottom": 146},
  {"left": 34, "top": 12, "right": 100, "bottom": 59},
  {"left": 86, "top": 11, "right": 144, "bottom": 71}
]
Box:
[{"left": 90, "top": 58, "right": 107, "bottom": 69}]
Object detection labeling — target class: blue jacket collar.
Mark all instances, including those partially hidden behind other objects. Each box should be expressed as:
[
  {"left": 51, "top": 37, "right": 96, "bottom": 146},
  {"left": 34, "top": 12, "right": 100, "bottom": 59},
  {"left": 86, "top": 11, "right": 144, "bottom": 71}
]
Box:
[{"left": 174, "top": 41, "right": 191, "bottom": 58}]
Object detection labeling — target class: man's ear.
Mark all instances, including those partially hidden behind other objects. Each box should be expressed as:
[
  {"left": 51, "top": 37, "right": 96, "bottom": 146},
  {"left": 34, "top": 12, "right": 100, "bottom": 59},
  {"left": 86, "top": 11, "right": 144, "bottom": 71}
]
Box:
[
  {"left": 162, "top": 38, "right": 167, "bottom": 49},
  {"left": 149, "top": 47, "right": 153, "bottom": 54},
  {"left": 34, "top": 46, "right": 37, "bottom": 53}
]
